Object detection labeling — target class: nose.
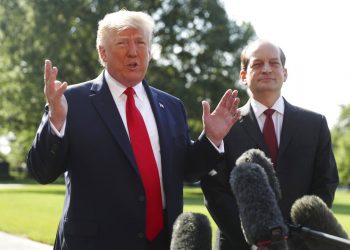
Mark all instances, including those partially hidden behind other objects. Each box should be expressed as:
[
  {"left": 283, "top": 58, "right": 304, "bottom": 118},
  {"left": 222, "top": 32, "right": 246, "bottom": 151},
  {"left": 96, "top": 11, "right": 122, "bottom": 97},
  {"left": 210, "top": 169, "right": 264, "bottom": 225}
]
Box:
[
  {"left": 262, "top": 62, "right": 272, "bottom": 73},
  {"left": 127, "top": 41, "right": 137, "bottom": 57}
]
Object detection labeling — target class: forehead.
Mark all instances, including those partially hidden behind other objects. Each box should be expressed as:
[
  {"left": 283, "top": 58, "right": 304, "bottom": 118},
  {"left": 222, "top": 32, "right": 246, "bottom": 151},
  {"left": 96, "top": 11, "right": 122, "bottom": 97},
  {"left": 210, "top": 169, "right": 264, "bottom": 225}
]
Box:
[
  {"left": 106, "top": 28, "right": 147, "bottom": 43},
  {"left": 247, "top": 41, "right": 281, "bottom": 61},
  {"left": 112, "top": 28, "right": 146, "bottom": 38}
]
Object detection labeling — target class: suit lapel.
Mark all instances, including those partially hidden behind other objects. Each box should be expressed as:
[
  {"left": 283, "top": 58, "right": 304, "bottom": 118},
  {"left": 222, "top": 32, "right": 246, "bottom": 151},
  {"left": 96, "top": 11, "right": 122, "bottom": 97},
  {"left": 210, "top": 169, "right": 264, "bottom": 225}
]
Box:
[
  {"left": 142, "top": 81, "right": 171, "bottom": 183},
  {"left": 89, "top": 73, "right": 138, "bottom": 172},
  {"left": 239, "top": 101, "right": 267, "bottom": 151},
  {"left": 278, "top": 99, "right": 298, "bottom": 157}
]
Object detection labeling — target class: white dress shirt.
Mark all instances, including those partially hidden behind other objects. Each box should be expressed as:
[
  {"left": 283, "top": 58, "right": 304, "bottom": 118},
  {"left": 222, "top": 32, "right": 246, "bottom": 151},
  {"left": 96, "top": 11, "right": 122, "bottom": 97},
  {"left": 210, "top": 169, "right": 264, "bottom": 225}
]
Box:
[
  {"left": 250, "top": 96, "right": 285, "bottom": 145},
  {"left": 104, "top": 70, "right": 166, "bottom": 208}
]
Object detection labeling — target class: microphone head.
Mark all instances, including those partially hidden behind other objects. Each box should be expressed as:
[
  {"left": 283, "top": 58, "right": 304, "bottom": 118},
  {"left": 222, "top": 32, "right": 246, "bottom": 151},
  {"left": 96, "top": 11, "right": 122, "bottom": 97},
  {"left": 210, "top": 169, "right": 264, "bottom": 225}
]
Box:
[
  {"left": 170, "top": 212, "right": 212, "bottom": 250},
  {"left": 230, "top": 162, "right": 288, "bottom": 246},
  {"left": 291, "top": 195, "right": 349, "bottom": 249},
  {"left": 235, "top": 148, "right": 282, "bottom": 200}
]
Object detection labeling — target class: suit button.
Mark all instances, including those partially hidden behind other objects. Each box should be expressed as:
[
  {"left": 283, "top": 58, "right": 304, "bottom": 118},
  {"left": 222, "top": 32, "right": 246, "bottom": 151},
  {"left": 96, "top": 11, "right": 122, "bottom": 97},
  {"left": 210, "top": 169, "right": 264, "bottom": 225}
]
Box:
[
  {"left": 137, "top": 232, "right": 144, "bottom": 239},
  {"left": 138, "top": 195, "right": 145, "bottom": 202}
]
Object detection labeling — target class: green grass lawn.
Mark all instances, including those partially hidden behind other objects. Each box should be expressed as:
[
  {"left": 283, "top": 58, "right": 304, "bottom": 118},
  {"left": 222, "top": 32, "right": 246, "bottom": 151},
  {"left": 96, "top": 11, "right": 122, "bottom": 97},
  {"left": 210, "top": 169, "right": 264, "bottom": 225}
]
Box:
[
  {"left": 332, "top": 189, "right": 350, "bottom": 233},
  {"left": 0, "top": 184, "right": 349, "bottom": 245},
  {"left": 0, "top": 185, "right": 65, "bottom": 244}
]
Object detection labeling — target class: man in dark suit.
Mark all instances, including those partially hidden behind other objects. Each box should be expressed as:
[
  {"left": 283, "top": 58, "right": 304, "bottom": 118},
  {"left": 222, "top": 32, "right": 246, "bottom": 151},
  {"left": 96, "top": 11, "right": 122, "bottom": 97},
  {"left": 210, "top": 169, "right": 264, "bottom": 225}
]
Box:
[
  {"left": 201, "top": 39, "right": 339, "bottom": 250},
  {"left": 26, "top": 10, "right": 241, "bottom": 250}
]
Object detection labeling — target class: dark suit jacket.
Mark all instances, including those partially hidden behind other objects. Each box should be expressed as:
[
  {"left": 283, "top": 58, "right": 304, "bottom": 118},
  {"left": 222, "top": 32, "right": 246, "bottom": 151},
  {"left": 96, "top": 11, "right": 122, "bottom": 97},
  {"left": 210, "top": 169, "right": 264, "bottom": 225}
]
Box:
[
  {"left": 27, "top": 72, "right": 222, "bottom": 250},
  {"left": 201, "top": 98, "right": 339, "bottom": 250}
]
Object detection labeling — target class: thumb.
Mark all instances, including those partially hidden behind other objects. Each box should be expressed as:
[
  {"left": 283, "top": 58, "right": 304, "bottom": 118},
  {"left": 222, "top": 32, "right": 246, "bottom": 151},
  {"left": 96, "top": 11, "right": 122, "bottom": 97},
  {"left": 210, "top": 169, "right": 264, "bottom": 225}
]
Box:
[{"left": 202, "top": 100, "right": 210, "bottom": 120}]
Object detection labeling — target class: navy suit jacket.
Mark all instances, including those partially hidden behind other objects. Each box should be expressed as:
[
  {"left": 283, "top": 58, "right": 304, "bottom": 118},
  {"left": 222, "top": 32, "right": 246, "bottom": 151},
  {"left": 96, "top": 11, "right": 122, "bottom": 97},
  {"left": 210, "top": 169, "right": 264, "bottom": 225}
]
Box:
[
  {"left": 201, "top": 98, "right": 339, "bottom": 250},
  {"left": 27, "top": 72, "right": 222, "bottom": 250}
]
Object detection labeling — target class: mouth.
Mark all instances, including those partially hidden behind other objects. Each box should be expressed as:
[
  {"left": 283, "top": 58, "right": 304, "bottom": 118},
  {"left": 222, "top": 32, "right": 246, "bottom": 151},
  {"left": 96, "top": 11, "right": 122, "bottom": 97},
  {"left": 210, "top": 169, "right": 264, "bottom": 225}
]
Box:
[
  {"left": 260, "top": 77, "right": 274, "bottom": 82},
  {"left": 127, "top": 62, "right": 138, "bottom": 70}
]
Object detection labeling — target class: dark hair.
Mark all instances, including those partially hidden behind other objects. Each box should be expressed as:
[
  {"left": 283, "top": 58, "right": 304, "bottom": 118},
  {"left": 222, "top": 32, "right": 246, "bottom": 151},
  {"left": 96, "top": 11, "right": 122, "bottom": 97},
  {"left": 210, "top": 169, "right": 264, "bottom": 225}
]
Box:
[{"left": 240, "top": 41, "right": 286, "bottom": 71}]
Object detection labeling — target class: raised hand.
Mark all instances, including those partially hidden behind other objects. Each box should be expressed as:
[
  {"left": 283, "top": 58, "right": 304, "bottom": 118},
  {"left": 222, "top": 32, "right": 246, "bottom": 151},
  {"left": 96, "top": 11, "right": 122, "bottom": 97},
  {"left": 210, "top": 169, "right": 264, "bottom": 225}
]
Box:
[
  {"left": 43, "top": 59, "right": 68, "bottom": 131},
  {"left": 202, "top": 89, "right": 240, "bottom": 146}
]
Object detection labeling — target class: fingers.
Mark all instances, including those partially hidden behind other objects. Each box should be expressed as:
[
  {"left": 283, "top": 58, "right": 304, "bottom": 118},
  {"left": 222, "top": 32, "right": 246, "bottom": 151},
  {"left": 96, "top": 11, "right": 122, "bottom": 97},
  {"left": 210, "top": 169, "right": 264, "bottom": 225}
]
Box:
[
  {"left": 220, "top": 89, "right": 233, "bottom": 108},
  {"left": 220, "top": 89, "right": 241, "bottom": 127},
  {"left": 56, "top": 81, "right": 68, "bottom": 96},
  {"left": 219, "top": 89, "right": 238, "bottom": 108},
  {"left": 231, "top": 109, "right": 241, "bottom": 124},
  {"left": 44, "top": 59, "right": 59, "bottom": 87},
  {"left": 226, "top": 89, "right": 239, "bottom": 109},
  {"left": 43, "top": 59, "right": 68, "bottom": 104},
  {"left": 218, "top": 89, "right": 240, "bottom": 114},
  {"left": 44, "top": 59, "right": 51, "bottom": 81},
  {"left": 44, "top": 59, "right": 52, "bottom": 85},
  {"left": 202, "top": 100, "right": 210, "bottom": 119},
  {"left": 232, "top": 96, "right": 240, "bottom": 113},
  {"left": 229, "top": 92, "right": 240, "bottom": 124}
]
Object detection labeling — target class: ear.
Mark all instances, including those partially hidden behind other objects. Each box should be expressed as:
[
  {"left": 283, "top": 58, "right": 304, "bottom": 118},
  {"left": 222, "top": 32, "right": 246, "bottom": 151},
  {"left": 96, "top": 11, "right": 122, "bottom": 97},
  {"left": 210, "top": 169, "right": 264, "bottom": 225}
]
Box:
[
  {"left": 98, "top": 45, "right": 107, "bottom": 62},
  {"left": 283, "top": 68, "right": 288, "bottom": 82},
  {"left": 240, "top": 69, "right": 247, "bottom": 85}
]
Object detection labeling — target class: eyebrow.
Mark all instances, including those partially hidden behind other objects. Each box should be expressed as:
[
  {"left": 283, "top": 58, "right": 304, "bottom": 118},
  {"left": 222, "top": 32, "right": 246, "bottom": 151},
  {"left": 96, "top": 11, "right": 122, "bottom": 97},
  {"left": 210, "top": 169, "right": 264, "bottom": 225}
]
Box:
[{"left": 250, "top": 58, "right": 280, "bottom": 62}]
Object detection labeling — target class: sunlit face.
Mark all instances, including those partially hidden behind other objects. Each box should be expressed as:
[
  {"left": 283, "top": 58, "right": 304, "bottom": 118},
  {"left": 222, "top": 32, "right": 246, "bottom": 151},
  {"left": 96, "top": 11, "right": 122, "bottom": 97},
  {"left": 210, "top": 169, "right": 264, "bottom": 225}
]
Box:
[
  {"left": 240, "top": 41, "right": 287, "bottom": 96},
  {"left": 98, "top": 28, "right": 151, "bottom": 87}
]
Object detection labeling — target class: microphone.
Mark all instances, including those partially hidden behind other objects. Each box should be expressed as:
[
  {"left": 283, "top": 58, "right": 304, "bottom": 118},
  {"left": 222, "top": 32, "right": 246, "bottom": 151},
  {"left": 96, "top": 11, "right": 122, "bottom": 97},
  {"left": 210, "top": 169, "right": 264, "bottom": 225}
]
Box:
[
  {"left": 230, "top": 162, "right": 289, "bottom": 249},
  {"left": 235, "top": 148, "right": 281, "bottom": 200},
  {"left": 170, "top": 212, "right": 212, "bottom": 250},
  {"left": 290, "top": 195, "right": 350, "bottom": 250}
]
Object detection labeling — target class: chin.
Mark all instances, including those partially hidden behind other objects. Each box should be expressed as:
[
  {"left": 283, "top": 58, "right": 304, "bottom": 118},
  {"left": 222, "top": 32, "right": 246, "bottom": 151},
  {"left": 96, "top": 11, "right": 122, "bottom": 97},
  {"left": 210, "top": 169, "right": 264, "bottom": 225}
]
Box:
[{"left": 125, "top": 78, "right": 144, "bottom": 86}]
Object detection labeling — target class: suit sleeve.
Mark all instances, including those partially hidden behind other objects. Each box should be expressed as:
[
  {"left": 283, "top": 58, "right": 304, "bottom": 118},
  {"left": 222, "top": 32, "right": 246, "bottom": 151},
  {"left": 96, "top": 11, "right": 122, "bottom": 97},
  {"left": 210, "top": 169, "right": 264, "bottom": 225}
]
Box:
[
  {"left": 26, "top": 106, "right": 68, "bottom": 184},
  {"left": 184, "top": 135, "right": 224, "bottom": 182},
  {"left": 173, "top": 99, "right": 223, "bottom": 182},
  {"left": 310, "top": 116, "right": 339, "bottom": 207}
]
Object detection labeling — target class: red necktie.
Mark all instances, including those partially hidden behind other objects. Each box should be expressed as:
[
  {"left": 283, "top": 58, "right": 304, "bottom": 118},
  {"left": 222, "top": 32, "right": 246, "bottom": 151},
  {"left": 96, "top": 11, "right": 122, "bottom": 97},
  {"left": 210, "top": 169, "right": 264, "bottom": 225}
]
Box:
[
  {"left": 124, "top": 87, "right": 163, "bottom": 240},
  {"left": 263, "top": 109, "right": 278, "bottom": 166}
]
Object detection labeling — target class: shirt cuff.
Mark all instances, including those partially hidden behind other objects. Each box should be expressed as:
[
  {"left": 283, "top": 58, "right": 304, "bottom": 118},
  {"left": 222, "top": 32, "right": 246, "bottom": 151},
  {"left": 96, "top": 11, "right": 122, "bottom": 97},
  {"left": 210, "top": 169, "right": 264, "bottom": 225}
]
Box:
[
  {"left": 200, "top": 131, "right": 225, "bottom": 153},
  {"left": 49, "top": 119, "right": 66, "bottom": 138}
]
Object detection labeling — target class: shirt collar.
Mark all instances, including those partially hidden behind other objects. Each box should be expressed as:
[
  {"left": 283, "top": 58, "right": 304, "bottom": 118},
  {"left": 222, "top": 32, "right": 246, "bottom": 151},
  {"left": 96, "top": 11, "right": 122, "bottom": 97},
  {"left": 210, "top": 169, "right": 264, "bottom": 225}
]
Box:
[
  {"left": 104, "top": 70, "right": 146, "bottom": 101},
  {"left": 251, "top": 96, "right": 285, "bottom": 118}
]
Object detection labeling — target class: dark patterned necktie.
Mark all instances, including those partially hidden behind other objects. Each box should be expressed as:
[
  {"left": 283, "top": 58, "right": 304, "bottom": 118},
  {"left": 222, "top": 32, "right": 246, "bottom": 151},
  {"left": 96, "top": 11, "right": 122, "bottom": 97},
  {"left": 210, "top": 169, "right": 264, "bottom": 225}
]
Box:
[{"left": 263, "top": 109, "right": 278, "bottom": 166}]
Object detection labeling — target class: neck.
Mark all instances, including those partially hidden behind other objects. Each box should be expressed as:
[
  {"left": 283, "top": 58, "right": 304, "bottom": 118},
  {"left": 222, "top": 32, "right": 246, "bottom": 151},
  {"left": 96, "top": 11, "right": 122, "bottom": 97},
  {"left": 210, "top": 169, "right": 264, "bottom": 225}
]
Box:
[{"left": 252, "top": 92, "right": 281, "bottom": 108}]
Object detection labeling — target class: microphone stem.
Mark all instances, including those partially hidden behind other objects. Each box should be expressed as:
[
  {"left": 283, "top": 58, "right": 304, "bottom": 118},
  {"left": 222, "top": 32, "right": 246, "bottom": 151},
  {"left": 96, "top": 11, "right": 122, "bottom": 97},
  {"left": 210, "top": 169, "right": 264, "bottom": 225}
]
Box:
[{"left": 288, "top": 224, "right": 350, "bottom": 248}]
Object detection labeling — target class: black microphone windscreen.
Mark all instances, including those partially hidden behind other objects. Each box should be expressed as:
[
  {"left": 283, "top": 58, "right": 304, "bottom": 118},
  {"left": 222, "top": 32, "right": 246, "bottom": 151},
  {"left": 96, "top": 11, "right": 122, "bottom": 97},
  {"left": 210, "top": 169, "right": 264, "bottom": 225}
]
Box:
[
  {"left": 291, "top": 195, "right": 349, "bottom": 249},
  {"left": 170, "top": 212, "right": 212, "bottom": 250},
  {"left": 229, "top": 163, "right": 288, "bottom": 246},
  {"left": 235, "top": 148, "right": 281, "bottom": 200}
]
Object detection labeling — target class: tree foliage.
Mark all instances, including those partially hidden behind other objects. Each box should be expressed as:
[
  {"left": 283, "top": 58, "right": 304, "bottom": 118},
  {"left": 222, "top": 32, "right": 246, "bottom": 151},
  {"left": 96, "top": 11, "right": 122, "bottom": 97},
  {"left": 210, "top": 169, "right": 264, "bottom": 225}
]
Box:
[
  {"left": 332, "top": 104, "right": 350, "bottom": 186},
  {"left": 0, "top": 0, "right": 255, "bottom": 166}
]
